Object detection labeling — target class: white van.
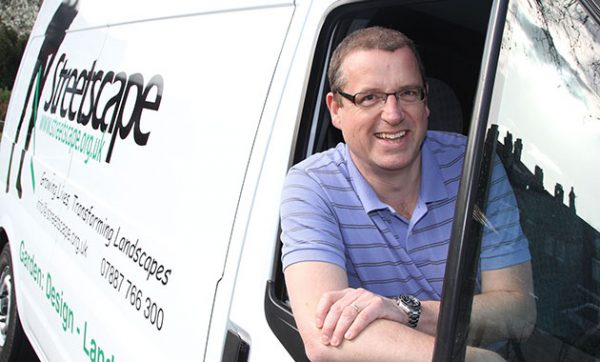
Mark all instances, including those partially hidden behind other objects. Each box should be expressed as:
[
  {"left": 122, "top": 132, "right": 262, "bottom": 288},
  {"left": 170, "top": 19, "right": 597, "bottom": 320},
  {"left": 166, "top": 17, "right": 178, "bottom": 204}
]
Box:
[{"left": 0, "top": 0, "right": 598, "bottom": 361}]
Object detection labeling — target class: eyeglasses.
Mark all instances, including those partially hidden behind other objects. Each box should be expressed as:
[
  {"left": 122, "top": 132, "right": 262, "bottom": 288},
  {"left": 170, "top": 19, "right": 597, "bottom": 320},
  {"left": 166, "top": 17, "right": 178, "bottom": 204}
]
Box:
[{"left": 336, "top": 86, "right": 426, "bottom": 109}]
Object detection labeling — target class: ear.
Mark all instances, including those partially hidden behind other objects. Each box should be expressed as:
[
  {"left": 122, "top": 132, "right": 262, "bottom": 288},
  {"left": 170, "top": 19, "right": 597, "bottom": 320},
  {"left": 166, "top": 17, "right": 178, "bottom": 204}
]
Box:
[{"left": 326, "top": 92, "right": 343, "bottom": 130}]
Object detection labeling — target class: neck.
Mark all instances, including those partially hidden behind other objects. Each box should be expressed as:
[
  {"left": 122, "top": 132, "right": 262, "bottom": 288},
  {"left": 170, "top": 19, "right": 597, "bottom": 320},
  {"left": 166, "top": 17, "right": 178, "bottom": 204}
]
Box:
[{"left": 357, "top": 157, "right": 422, "bottom": 219}]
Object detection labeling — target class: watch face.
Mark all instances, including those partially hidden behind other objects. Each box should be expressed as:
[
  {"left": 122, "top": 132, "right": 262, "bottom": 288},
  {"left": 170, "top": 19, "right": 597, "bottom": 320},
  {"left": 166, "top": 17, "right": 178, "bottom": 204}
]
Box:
[{"left": 400, "top": 295, "right": 420, "bottom": 309}]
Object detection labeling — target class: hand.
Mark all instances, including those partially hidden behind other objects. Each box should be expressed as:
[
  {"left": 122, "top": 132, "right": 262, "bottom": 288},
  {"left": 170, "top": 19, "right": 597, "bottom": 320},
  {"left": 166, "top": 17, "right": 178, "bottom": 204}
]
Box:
[{"left": 315, "top": 288, "right": 402, "bottom": 346}]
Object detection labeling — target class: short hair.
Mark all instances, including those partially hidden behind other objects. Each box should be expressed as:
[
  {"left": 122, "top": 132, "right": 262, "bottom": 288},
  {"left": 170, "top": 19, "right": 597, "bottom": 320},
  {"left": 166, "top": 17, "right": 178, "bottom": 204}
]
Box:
[{"left": 328, "top": 26, "right": 426, "bottom": 93}]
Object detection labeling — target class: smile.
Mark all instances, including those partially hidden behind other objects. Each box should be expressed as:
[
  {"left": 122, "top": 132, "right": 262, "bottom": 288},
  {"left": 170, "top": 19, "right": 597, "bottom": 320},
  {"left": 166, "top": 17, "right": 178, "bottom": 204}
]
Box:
[{"left": 375, "top": 131, "right": 407, "bottom": 140}]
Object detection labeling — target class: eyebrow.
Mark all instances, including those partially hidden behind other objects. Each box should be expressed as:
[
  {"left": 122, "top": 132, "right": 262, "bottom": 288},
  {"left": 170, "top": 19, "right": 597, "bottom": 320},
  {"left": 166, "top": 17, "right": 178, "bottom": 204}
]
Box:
[{"left": 354, "top": 84, "right": 424, "bottom": 93}]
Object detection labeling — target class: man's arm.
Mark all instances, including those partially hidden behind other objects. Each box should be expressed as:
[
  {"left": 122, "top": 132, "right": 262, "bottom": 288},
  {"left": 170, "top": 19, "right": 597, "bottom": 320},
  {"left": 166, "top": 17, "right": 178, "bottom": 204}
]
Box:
[
  {"left": 469, "top": 261, "right": 537, "bottom": 345},
  {"left": 285, "top": 261, "right": 436, "bottom": 362},
  {"left": 285, "top": 261, "right": 506, "bottom": 361}
]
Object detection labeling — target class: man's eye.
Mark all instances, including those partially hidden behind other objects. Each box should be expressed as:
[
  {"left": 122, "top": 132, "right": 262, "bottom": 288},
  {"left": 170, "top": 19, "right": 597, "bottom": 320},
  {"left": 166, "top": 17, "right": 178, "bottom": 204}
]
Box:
[
  {"left": 401, "top": 89, "right": 418, "bottom": 97},
  {"left": 357, "top": 93, "right": 381, "bottom": 106},
  {"left": 362, "top": 93, "right": 378, "bottom": 101}
]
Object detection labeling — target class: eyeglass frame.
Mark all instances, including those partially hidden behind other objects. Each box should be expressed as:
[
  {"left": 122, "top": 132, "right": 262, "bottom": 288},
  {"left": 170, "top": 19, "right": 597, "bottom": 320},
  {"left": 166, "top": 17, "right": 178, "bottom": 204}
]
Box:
[{"left": 335, "top": 86, "right": 427, "bottom": 109}]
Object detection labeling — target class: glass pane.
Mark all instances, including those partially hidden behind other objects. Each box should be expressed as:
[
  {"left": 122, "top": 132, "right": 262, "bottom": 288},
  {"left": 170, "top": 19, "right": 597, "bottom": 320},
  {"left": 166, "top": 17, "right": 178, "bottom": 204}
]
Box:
[{"left": 475, "top": 0, "right": 600, "bottom": 360}]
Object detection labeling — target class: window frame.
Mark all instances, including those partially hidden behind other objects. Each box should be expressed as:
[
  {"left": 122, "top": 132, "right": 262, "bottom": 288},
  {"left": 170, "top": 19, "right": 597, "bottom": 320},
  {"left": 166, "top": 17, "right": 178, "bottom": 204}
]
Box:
[{"left": 432, "top": 0, "right": 510, "bottom": 360}]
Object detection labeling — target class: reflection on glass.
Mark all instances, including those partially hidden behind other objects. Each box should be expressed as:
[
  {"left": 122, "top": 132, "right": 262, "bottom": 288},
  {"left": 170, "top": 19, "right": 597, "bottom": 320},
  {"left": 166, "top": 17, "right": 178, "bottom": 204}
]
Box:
[
  {"left": 477, "top": 0, "right": 600, "bottom": 359},
  {"left": 490, "top": 0, "right": 600, "bottom": 231}
]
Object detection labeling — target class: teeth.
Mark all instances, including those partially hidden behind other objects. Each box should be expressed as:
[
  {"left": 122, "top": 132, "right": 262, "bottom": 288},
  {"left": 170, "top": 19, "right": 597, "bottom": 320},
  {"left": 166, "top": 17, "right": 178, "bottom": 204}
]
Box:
[{"left": 376, "top": 131, "right": 406, "bottom": 139}]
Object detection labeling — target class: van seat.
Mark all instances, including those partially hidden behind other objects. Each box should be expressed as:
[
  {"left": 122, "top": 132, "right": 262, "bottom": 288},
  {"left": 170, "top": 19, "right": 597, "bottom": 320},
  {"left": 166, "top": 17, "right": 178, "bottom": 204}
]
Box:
[{"left": 426, "top": 77, "right": 464, "bottom": 134}]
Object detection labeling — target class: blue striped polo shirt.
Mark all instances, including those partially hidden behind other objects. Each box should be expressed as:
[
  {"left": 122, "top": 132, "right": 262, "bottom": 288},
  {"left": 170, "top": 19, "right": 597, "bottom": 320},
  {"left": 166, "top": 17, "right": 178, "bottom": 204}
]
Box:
[{"left": 280, "top": 131, "right": 530, "bottom": 300}]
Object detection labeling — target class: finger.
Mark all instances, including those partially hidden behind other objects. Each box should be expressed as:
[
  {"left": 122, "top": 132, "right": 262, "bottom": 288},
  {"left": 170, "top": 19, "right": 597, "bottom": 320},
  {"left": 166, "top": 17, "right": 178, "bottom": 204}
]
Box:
[
  {"left": 329, "top": 302, "right": 362, "bottom": 346},
  {"left": 331, "top": 293, "right": 380, "bottom": 344},
  {"left": 343, "top": 301, "right": 380, "bottom": 340},
  {"left": 344, "top": 296, "right": 395, "bottom": 340},
  {"left": 315, "top": 289, "right": 346, "bottom": 328},
  {"left": 316, "top": 288, "right": 360, "bottom": 328},
  {"left": 319, "top": 289, "right": 362, "bottom": 343}
]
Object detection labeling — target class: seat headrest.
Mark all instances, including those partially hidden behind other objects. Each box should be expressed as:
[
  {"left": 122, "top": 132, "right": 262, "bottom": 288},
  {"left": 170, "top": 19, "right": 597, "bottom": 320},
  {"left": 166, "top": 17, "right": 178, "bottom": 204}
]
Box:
[{"left": 426, "top": 77, "right": 464, "bottom": 134}]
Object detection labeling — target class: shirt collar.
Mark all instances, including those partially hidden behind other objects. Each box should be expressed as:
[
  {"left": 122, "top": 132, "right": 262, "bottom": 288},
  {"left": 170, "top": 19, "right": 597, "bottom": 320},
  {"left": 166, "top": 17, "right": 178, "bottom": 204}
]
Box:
[{"left": 344, "top": 137, "right": 449, "bottom": 214}]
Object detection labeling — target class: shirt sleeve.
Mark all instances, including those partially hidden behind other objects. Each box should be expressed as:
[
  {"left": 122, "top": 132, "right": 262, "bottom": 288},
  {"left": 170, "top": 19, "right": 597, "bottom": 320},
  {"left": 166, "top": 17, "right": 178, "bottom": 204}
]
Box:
[
  {"left": 479, "top": 154, "right": 531, "bottom": 270},
  {"left": 279, "top": 166, "right": 347, "bottom": 271}
]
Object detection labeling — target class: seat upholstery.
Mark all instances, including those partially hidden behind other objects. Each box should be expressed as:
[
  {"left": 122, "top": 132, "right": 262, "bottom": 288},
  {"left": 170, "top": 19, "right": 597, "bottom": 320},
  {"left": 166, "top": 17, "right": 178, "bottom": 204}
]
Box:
[{"left": 426, "top": 77, "right": 464, "bottom": 134}]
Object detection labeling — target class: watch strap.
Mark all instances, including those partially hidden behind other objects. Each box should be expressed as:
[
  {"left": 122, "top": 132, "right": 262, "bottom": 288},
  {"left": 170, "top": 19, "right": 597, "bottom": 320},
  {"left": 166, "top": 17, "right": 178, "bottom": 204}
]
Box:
[{"left": 395, "top": 294, "right": 421, "bottom": 328}]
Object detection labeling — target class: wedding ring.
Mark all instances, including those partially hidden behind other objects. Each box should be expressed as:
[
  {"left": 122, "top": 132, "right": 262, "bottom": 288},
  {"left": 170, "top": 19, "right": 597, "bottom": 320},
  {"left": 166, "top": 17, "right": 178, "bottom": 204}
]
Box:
[{"left": 350, "top": 302, "right": 360, "bottom": 313}]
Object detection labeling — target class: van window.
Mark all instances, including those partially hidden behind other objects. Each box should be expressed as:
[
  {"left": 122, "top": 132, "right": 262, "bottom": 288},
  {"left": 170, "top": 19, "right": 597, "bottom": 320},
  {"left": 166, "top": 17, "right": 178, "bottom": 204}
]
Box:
[
  {"left": 471, "top": 0, "right": 600, "bottom": 359},
  {"left": 265, "top": 1, "right": 493, "bottom": 359}
]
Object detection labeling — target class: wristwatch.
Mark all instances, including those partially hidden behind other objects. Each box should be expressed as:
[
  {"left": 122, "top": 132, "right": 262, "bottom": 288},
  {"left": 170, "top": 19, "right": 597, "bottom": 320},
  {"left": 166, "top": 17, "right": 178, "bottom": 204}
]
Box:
[{"left": 395, "top": 295, "right": 421, "bottom": 328}]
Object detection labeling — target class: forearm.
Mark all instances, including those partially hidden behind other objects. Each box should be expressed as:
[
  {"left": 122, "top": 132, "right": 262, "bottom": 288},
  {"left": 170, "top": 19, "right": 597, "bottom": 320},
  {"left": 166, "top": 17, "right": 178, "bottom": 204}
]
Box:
[
  {"left": 302, "top": 318, "right": 435, "bottom": 362},
  {"left": 414, "top": 300, "right": 440, "bottom": 336},
  {"left": 468, "top": 289, "right": 536, "bottom": 345},
  {"left": 286, "top": 262, "right": 434, "bottom": 362},
  {"left": 303, "top": 317, "right": 505, "bottom": 362},
  {"left": 464, "top": 262, "right": 536, "bottom": 345}
]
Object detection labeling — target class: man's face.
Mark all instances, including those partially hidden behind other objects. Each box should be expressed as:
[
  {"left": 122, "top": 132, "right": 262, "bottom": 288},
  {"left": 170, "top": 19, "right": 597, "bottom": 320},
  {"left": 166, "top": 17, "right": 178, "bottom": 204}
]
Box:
[{"left": 327, "top": 47, "right": 429, "bottom": 179}]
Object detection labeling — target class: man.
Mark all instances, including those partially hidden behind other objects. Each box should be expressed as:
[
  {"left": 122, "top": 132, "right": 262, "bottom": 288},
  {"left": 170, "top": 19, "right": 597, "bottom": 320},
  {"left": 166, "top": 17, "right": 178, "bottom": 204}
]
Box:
[{"left": 280, "top": 27, "right": 535, "bottom": 361}]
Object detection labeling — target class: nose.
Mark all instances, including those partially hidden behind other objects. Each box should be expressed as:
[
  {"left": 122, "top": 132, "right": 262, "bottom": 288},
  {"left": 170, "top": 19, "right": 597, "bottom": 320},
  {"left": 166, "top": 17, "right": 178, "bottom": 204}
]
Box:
[{"left": 381, "top": 94, "right": 405, "bottom": 125}]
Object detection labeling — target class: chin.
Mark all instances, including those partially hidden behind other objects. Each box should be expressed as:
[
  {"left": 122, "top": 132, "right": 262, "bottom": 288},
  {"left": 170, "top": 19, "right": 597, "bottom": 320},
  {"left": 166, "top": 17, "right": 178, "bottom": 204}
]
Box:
[{"left": 376, "top": 160, "right": 412, "bottom": 172}]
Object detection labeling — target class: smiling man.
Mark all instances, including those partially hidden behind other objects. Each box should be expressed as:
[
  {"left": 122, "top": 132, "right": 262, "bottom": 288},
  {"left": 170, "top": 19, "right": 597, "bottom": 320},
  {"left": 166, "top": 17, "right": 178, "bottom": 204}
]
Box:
[{"left": 279, "top": 27, "right": 535, "bottom": 361}]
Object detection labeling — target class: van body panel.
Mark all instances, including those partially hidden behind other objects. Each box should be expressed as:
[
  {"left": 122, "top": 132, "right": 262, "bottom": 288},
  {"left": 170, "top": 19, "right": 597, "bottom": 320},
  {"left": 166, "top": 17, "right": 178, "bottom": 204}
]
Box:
[
  {"left": 97, "top": 0, "right": 295, "bottom": 30},
  {"left": 27, "top": 0, "right": 295, "bottom": 35},
  {"left": 0, "top": 0, "right": 293, "bottom": 360},
  {"left": 204, "top": 0, "right": 329, "bottom": 357}
]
